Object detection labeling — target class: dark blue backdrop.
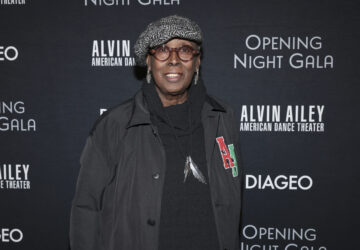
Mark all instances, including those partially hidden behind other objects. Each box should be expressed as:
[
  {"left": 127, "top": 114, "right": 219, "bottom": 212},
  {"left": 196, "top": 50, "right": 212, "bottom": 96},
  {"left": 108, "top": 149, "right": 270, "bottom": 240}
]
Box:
[{"left": 1, "top": 0, "right": 359, "bottom": 249}]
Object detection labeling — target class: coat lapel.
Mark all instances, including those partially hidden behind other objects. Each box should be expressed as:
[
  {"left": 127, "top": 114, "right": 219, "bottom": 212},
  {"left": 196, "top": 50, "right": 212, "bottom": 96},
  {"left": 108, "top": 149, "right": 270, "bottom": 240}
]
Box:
[{"left": 202, "top": 101, "right": 220, "bottom": 174}]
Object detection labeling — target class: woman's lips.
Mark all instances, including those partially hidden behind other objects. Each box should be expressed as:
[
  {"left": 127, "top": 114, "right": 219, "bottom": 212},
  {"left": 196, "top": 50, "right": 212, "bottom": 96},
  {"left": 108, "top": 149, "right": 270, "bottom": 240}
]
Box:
[{"left": 164, "top": 73, "right": 182, "bottom": 82}]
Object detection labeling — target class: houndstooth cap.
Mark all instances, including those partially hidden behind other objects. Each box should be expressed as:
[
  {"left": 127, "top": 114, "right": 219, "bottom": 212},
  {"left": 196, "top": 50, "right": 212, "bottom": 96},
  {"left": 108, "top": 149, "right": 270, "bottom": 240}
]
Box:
[{"left": 134, "top": 15, "right": 202, "bottom": 67}]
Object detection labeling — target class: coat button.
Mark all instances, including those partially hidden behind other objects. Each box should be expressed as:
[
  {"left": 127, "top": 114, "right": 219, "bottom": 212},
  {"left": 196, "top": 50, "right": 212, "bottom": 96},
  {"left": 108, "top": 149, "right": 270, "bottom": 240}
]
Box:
[
  {"left": 147, "top": 219, "right": 156, "bottom": 226},
  {"left": 152, "top": 173, "right": 160, "bottom": 180}
]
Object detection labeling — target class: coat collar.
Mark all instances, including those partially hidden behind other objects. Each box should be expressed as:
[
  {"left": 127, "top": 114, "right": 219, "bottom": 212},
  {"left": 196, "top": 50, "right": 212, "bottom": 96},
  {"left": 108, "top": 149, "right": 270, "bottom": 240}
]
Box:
[
  {"left": 126, "top": 89, "right": 226, "bottom": 129},
  {"left": 126, "top": 90, "right": 151, "bottom": 128},
  {"left": 204, "top": 95, "right": 226, "bottom": 113}
]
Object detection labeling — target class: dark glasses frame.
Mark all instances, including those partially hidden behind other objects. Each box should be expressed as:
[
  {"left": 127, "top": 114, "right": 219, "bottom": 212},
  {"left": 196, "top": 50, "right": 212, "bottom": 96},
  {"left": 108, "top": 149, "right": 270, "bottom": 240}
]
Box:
[{"left": 148, "top": 44, "right": 200, "bottom": 62}]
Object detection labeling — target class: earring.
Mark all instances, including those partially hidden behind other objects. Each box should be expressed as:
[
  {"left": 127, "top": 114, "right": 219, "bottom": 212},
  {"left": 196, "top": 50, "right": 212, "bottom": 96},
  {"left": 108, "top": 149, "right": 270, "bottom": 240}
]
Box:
[
  {"left": 194, "top": 69, "right": 199, "bottom": 85},
  {"left": 146, "top": 68, "right": 151, "bottom": 84}
]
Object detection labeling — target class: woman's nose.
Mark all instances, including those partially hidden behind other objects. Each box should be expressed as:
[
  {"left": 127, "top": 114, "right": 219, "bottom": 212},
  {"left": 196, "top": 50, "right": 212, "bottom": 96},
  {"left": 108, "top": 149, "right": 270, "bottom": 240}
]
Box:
[{"left": 168, "top": 49, "right": 180, "bottom": 65}]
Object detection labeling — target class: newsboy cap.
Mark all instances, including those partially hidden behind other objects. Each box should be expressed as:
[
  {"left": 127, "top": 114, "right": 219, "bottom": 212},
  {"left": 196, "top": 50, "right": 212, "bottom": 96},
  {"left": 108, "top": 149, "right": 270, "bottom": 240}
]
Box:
[{"left": 134, "top": 15, "right": 202, "bottom": 67}]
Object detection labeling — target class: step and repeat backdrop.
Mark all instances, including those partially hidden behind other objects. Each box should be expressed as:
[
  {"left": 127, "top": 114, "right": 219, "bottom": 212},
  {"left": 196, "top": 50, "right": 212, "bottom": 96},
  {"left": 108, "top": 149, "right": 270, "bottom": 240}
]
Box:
[{"left": 1, "top": 0, "right": 359, "bottom": 249}]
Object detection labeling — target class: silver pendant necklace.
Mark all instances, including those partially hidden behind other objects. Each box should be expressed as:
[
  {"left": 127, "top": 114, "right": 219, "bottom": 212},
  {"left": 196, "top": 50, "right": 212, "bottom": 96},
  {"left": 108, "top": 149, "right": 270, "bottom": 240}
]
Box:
[
  {"left": 164, "top": 102, "right": 207, "bottom": 184},
  {"left": 184, "top": 155, "right": 207, "bottom": 184}
]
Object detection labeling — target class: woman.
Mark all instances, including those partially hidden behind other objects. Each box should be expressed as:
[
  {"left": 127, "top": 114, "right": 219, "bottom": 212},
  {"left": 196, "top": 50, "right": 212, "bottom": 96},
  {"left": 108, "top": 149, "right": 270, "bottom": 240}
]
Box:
[{"left": 70, "top": 15, "right": 242, "bottom": 250}]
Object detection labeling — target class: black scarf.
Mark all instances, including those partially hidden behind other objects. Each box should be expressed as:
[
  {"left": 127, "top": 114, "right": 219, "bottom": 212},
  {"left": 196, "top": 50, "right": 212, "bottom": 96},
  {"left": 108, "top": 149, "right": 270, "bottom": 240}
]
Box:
[
  {"left": 142, "top": 77, "right": 206, "bottom": 137},
  {"left": 143, "top": 78, "right": 220, "bottom": 250}
]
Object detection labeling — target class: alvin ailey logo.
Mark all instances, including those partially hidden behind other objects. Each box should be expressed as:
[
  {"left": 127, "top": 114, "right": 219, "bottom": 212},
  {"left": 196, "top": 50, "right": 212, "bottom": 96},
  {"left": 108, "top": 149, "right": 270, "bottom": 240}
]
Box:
[
  {"left": 0, "top": 164, "right": 31, "bottom": 190},
  {"left": 239, "top": 105, "right": 325, "bottom": 133},
  {"left": 84, "top": 0, "right": 180, "bottom": 6},
  {"left": 91, "top": 40, "right": 135, "bottom": 67},
  {"left": 0, "top": 0, "right": 25, "bottom": 5}
]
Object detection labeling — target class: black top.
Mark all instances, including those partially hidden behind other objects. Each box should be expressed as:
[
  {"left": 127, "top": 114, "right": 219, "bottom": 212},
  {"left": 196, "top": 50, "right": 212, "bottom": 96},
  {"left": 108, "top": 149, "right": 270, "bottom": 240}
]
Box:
[{"left": 142, "top": 80, "right": 220, "bottom": 250}]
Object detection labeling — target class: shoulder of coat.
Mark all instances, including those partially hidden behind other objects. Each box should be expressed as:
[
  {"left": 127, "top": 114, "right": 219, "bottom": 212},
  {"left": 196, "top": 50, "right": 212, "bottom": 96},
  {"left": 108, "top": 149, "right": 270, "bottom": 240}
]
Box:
[
  {"left": 89, "top": 97, "right": 134, "bottom": 136},
  {"left": 206, "top": 94, "right": 235, "bottom": 113}
]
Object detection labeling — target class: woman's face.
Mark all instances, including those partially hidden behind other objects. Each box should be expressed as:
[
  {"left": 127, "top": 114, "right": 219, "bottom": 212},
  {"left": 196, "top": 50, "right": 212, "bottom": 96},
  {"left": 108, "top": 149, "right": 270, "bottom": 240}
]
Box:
[{"left": 146, "top": 38, "right": 201, "bottom": 98}]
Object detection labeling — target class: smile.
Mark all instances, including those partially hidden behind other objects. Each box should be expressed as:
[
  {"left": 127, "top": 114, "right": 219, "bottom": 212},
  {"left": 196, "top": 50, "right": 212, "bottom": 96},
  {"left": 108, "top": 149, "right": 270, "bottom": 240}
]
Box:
[{"left": 164, "top": 73, "right": 183, "bottom": 81}]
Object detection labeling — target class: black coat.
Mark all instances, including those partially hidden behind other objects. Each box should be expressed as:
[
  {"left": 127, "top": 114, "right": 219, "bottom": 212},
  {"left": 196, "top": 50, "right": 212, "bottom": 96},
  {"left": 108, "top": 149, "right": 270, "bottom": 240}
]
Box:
[{"left": 69, "top": 89, "right": 243, "bottom": 250}]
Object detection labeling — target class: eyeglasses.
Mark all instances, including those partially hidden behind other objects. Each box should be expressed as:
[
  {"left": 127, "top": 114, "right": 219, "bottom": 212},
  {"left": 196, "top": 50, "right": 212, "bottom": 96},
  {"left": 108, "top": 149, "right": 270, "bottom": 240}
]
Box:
[{"left": 149, "top": 45, "right": 200, "bottom": 62}]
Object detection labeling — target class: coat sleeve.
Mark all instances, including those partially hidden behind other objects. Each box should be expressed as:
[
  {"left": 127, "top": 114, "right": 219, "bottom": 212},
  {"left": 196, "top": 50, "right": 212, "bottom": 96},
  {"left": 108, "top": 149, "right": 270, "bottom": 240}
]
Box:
[
  {"left": 228, "top": 106, "right": 243, "bottom": 189},
  {"left": 233, "top": 109, "right": 243, "bottom": 196},
  {"left": 69, "top": 135, "right": 110, "bottom": 250},
  {"left": 229, "top": 107, "right": 244, "bottom": 250}
]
